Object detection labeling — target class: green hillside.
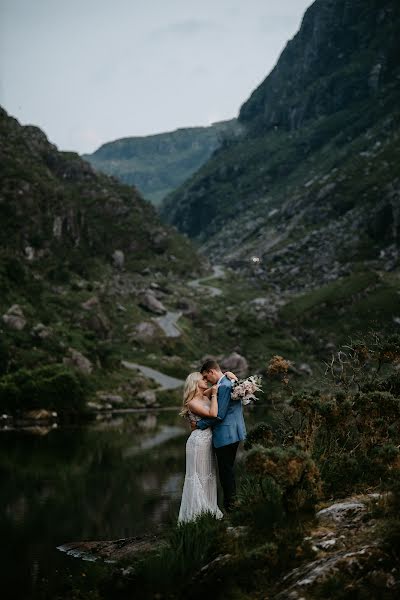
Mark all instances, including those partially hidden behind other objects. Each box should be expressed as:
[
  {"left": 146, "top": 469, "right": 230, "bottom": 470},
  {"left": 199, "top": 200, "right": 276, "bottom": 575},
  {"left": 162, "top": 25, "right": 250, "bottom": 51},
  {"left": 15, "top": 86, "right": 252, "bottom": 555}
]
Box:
[
  {"left": 83, "top": 120, "right": 240, "bottom": 205},
  {"left": 0, "top": 107, "right": 204, "bottom": 413}
]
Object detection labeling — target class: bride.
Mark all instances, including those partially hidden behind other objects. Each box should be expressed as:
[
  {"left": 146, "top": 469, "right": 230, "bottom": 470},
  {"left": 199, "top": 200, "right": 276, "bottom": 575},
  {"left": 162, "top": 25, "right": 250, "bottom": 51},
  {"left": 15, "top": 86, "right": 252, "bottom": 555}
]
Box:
[{"left": 178, "top": 370, "right": 237, "bottom": 523}]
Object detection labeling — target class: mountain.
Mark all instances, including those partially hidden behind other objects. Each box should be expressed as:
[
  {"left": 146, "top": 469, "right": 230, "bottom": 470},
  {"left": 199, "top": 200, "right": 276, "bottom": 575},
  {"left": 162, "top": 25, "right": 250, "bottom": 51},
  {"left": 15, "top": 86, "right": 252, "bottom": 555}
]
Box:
[
  {"left": 83, "top": 120, "right": 240, "bottom": 205},
  {"left": 0, "top": 106, "right": 205, "bottom": 411},
  {"left": 161, "top": 0, "right": 400, "bottom": 296}
]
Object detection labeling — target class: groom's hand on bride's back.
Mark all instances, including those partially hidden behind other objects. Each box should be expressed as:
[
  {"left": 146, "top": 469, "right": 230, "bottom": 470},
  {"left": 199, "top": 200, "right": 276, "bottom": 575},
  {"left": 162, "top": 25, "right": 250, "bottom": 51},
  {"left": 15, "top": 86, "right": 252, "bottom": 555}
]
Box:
[{"left": 190, "top": 420, "right": 197, "bottom": 431}]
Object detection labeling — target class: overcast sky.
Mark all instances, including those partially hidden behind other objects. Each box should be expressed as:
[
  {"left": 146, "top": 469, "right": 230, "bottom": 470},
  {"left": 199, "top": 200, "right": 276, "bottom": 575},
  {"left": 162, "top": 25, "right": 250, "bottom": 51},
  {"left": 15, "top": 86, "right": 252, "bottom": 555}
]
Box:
[{"left": 0, "top": 0, "right": 311, "bottom": 154}]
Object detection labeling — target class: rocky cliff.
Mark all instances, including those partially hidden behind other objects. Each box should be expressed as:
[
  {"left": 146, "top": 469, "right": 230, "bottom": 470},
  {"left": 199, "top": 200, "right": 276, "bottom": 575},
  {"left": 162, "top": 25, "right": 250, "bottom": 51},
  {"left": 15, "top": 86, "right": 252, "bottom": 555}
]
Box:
[
  {"left": 161, "top": 0, "right": 400, "bottom": 297},
  {"left": 83, "top": 120, "right": 240, "bottom": 205}
]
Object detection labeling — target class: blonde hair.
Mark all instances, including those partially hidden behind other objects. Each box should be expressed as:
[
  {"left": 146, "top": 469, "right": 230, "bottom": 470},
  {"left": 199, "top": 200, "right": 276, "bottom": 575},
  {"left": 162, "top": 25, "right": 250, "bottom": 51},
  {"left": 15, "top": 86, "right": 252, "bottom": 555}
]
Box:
[{"left": 179, "top": 371, "right": 202, "bottom": 418}]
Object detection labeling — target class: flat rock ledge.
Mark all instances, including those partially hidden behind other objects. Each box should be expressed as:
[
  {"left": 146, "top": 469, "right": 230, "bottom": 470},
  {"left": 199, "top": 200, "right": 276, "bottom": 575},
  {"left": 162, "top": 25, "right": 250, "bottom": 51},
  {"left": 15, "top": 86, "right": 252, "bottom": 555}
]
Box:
[{"left": 57, "top": 533, "right": 165, "bottom": 563}]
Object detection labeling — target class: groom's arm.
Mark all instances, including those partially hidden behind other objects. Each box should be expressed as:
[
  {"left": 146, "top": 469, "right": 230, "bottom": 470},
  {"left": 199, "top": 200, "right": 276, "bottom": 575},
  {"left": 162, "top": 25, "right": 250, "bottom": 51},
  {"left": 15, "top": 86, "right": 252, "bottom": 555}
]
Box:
[{"left": 196, "top": 384, "right": 231, "bottom": 429}]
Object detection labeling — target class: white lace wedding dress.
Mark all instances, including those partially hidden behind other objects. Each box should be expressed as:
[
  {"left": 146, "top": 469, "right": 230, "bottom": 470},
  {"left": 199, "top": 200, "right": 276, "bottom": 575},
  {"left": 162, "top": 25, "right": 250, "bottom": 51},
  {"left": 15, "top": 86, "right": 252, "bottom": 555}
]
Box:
[{"left": 178, "top": 402, "right": 223, "bottom": 523}]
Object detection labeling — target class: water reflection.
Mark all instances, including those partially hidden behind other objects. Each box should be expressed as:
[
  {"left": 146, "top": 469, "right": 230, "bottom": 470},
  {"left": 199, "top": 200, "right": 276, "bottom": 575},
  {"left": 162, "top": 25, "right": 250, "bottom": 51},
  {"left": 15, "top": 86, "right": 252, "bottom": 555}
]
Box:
[{"left": 0, "top": 406, "right": 271, "bottom": 599}]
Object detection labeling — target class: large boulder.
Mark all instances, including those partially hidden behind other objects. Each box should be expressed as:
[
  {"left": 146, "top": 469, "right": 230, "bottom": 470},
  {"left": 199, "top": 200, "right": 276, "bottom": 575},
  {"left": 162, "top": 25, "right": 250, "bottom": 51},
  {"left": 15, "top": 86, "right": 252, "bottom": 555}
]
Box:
[
  {"left": 97, "top": 393, "right": 124, "bottom": 405},
  {"left": 220, "top": 352, "right": 249, "bottom": 378},
  {"left": 31, "top": 323, "right": 52, "bottom": 339},
  {"left": 139, "top": 291, "right": 167, "bottom": 315},
  {"left": 2, "top": 304, "right": 27, "bottom": 330},
  {"left": 112, "top": 250, "right": 125, "bottom": 269},
  {"left": 63, "top": 348, "right": 93, "bottom": 374},
  {"left": 130, "top": 321, "right": 160, "bottom": 341},
  {"left": 81, "top": 296, "right": 99, "bottom": 310},
  {"left": 136, "top": 390, "right": 157, "bottom": 407}
]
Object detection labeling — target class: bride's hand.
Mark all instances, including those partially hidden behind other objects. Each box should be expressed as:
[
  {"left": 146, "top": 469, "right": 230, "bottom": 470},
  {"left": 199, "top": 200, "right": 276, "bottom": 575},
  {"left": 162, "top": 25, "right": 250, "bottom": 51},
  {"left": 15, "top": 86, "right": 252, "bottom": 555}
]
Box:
[{"left": 225, "top": 370, "right": 238, "bottom": 382}]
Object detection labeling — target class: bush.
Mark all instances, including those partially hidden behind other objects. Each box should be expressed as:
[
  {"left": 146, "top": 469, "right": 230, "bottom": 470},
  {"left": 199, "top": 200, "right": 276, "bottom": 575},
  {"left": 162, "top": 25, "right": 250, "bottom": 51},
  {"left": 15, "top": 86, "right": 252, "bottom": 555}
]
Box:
[
  {"left": 245, "top": 444, "right": 322, "bottom": 512},
  {"left": 0, "top": 364, "right": 92, "bottom": 413}
]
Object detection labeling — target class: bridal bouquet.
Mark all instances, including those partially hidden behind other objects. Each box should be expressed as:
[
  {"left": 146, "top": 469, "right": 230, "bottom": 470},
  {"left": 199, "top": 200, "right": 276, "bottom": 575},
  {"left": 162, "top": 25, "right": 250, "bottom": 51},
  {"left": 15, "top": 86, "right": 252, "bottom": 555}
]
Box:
[{"left": 231, "top": 375, "right": 263, "bottom": 405}]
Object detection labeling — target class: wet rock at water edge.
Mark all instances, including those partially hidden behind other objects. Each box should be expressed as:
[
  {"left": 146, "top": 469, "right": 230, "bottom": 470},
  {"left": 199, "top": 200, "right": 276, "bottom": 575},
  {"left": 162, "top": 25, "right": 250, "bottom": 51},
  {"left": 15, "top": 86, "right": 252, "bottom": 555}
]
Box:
[
  {"left": 139, "top": 291, "right": 167, "bottom": 315},
  {"left": 22, "top": 409, "right": 58, "bottom": 421},
  {"left": 57, "top": 533, "right": 166, "bottom": 563},
  {"left": 136, "top": 390, "right": 157, "bottom": 407},
  {"left": 96, "top": 393, "right": 124, "bottom": 405},
  {"left": 2, "top": 304, "right": 27, "bottom": 330}
]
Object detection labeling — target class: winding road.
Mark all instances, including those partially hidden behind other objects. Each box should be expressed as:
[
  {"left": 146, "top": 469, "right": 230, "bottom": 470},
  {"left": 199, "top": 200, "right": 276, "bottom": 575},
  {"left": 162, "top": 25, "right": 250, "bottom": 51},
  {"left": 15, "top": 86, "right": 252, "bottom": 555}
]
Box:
[
  {"left": 188, "top": 264, "right": 225, "bottom": 297},
  {"left": 120, "top": 265, "right": 226, "bottom": 390},
  {"left": 121, "top": 360, "right": 184, "bottom": 390},
  {"left": 152, "top": 310, "right": 182, "bottom": 338}
]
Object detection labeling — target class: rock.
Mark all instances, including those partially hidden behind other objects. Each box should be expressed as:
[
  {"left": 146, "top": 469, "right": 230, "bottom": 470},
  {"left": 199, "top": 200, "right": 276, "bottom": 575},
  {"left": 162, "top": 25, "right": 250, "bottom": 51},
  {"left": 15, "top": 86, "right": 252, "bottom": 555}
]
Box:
[
  {"left": 85, "top": 312, "right": 110, "bottom": 337},
  {"left": 23, "top": 409, "right": 58, "bottom": 420},
  {"left": 139, "top": 291, "right": 167, "bottom": 315},
  {"left": 2, "top": 304, "right": 27, "bottom": 330},
  {"left": 97, "top": 393, "right": 124, "bottom": 405},
  {"left": 176, "top": 298, "right": 198, "bottom": 318},
  {"left": 131, "top": 321, "right": 160, "bottom": 341},
  {"left": 316, "top": 500, "right": 367, "bottom": 525},
  {"left": 112, "top": 250, "right": 125, "bottom": 269},
  {"left": 289, "top": 362, "right": 313, "bottom": 376},
  {"left": 86, "top": 401, "right": 104, "bottom": 411},
  {"left": 57, "top": 533, "right": 165, "bottom": 563},
  {"left": 24, "top": 246, "right": 35, "bottom": 261},
  {"left": 63, "top": 348, "right": 93, "bottom": 374},
  {"left": 81, "top": 296, "right": 99, "bottom": 310},
  {"left": 151, "top": 229, "right": 168, "bottom": 253},
  {"left": 31, "top": 323, "right": 52, "bottom": 339},
  {"left": 220, "top": 352, "right": 248, "bottom": 378},
  {"left": 136, "top": 390, "right": 157, "bottom": 407}
]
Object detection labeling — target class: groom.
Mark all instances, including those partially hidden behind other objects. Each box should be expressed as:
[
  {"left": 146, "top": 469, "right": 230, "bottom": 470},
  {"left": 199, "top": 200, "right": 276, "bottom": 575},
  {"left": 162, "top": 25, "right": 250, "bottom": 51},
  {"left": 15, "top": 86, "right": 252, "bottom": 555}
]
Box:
[{"left": 195, "top": 359, "right": 246, "bottom": 512}]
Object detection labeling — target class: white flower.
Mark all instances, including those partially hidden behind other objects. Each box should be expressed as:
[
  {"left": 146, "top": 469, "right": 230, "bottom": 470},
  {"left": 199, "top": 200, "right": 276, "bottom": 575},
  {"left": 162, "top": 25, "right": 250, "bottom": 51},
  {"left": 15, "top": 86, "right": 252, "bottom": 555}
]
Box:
[{"left": 231, "top": 375, "right": 262, "bottom": 405}]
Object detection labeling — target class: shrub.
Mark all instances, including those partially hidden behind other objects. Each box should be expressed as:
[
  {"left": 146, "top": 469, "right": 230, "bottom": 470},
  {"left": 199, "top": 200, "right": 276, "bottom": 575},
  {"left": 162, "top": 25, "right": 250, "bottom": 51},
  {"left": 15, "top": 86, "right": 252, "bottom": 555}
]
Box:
[
  {"left": 0, "top": 364, "right": 91, "bottom": 413},
  {"left": 245, "top": 444, "right": 322, "bottom": 512}
]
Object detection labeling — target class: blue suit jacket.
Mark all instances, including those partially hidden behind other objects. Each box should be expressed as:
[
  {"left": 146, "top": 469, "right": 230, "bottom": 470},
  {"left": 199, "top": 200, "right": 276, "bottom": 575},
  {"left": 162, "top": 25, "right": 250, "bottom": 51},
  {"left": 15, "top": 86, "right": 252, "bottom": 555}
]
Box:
[{"left": 196, "top": 375, "right": 246, "bottom": 448}]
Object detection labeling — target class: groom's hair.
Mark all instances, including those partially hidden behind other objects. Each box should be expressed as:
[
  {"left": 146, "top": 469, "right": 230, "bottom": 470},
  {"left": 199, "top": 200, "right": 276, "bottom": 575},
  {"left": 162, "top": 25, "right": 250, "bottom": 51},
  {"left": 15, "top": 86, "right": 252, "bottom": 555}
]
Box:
[{"left": 200, "top": 359, "right": 220, "bottom": 373}]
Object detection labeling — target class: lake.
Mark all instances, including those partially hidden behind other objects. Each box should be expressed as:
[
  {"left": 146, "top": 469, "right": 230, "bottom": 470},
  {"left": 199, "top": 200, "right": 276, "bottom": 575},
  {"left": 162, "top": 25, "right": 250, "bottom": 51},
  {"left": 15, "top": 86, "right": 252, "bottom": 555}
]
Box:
[{"left": 0, "top": 406, "right": 271, "bottom": 599}]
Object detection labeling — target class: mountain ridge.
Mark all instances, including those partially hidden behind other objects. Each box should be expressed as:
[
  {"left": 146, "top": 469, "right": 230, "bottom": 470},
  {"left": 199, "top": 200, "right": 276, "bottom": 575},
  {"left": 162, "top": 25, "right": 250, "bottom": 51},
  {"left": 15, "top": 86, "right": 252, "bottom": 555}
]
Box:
[{"left": 83, "top": 119, "right": 241, "bottom": 205}]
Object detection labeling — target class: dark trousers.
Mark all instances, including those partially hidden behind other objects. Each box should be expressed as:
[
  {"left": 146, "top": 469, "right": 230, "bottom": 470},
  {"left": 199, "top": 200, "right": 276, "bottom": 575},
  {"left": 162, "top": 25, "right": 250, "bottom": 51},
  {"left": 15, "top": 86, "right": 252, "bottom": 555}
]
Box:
[{"left": 214, "top": 441, "right": 239, "bottom": 512}]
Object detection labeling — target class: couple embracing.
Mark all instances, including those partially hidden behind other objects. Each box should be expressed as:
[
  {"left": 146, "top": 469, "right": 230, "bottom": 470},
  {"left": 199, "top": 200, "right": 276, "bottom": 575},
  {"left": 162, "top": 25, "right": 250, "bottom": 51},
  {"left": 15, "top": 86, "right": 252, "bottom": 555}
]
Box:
[{"left": 178, "top": 359, "right": 246, "bottom": 523}]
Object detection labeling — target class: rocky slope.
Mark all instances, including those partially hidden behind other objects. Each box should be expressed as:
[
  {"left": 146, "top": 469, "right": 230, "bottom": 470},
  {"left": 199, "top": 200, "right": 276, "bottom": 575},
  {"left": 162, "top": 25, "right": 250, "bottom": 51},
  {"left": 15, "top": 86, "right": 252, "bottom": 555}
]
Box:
[
  {"left": 161, "top": 0, "right": 400, "bottom": 298},
  {"left": 0, "top": 106, "right": 205, "bottom": 410},
  {"left": 83, "top": 120, "right": 240, "bottom": 205}
]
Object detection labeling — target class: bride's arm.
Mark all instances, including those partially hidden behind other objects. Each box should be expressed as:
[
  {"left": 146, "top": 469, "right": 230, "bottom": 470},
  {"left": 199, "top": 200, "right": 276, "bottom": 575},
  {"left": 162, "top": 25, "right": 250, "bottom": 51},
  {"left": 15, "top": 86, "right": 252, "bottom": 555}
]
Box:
[
  {"left": 188, "top": 391, "right": 218, "bottom": 418},
  {"left": 202, "top": 384, "right": 218, "bottom": 398}
]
